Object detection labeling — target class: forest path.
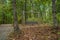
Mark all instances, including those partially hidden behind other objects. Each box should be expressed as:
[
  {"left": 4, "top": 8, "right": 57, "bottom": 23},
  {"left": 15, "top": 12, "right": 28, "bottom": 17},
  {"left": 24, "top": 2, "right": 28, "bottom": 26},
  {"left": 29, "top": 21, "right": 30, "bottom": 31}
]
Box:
[
  {"left": 0, "top": 24, "right": 44, "bottom": 40},
  {"left": 0, "top": 24, "right": 13, "bottom": 40},
  {"left": 0, "top": 24, "right": 58, "bottom": 40}
]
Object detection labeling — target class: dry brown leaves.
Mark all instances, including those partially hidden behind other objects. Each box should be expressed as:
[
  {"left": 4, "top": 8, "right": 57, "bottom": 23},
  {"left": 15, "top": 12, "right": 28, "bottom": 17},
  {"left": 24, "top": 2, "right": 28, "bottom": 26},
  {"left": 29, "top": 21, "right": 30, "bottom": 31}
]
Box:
[{"left": 8, "top": 26, "right": 58, "bottom": 40}]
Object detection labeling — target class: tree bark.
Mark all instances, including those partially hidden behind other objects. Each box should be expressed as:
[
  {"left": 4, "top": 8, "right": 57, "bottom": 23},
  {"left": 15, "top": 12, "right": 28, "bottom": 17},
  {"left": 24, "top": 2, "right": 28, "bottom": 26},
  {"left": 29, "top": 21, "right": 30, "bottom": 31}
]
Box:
[
  {"left": 24, "top": 0, "right": 27, "bottom": 24},
  {"left": 52, "top": 0, "right": 58, "bottom": 40},
  {"left": 12, "top": 0, "right": 20, "bottom": 33},
  {"left": 1, "top": 0, "right": 5, "bottom": 24},
  {"left": 52, "top": 0, "right": 57, "bottom": 27},
  {"left": 2, "top": 11, "right": 5, "bottom": 24},
  {"left": 30, "top": 0, "right": 34, "bottom": 18},
  {"left": 22, "top": 10, "right": 25, "bottom": 24}
]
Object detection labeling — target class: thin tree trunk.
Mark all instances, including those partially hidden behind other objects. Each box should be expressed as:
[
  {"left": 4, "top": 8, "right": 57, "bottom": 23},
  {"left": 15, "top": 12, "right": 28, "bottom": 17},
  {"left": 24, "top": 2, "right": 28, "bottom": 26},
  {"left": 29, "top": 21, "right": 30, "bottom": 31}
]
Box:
[
  {"left": 12, "top": 0, "right": 20, "bottom": 33},
  {"left": 1, "top": 0, "right": 5, "bottom": 24},
  {"left": 37, "top": 12, "right": 40, "bottom": 24},
  {"left": 22, "top": 10, "right": 25, "bottom": 24},
  {"left": 30, "top": 0, "right": 34, "bottom": 18},
  {"left": 2, "top": 8, "right": 5, "bottom": 24},
  {"left": 52, "top": 0, "right": 57, "bottom": 27},
  {"left": 52, "top": 0, "right": 58, "bottom": 40},
  {"left": 25, "top": 0, "right": 27, "bottom": 24}
]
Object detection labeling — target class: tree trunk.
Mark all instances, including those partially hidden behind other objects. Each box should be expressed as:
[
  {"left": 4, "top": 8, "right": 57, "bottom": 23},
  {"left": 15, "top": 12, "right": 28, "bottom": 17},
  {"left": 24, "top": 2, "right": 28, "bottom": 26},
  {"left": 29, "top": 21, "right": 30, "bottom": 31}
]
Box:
[
  {"left": 30, "top": 0, "right": 34, "bottom": 18},
  {"left": 52, "top": 0, "right": 57, "bottom": 27},
  {"left": 25, "top": 0, "right": 27, "bottom": 24},
  {"left": 37, "top": 12, "right": 40, "bottom": 24},
  {"left": 12, "top": 0, "right": 20, "bottom": 33},
  {"left": 1, "top": 0, "right": 5, "bottom": 24},
  {"left": 2, "top": 12, "right": 5, "bottom": 24},
  {"left": 52, "top": 0, "right": 58, "bottom": 40},
  {"left": 22, "top": 10, "right": 25, "bottom": 24}
]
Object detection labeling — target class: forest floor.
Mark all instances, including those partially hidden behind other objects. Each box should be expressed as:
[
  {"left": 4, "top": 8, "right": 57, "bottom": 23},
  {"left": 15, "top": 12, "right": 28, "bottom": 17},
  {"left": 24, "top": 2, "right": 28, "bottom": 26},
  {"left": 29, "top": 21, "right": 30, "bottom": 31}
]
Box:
[{"left": 0, "top": 24, "right": 60, "bottom": 40}]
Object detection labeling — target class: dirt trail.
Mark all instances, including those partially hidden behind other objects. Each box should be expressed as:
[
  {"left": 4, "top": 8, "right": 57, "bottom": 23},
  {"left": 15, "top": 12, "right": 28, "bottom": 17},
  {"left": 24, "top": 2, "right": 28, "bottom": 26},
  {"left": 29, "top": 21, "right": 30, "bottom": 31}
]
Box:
[
  {"left": 0, "top": 24, "right": 13, "bottom": 40},
  {"left": 0, "top": 24, "right": 58, "bottom": 40},
  {"left": 0, "top": 24, "right": 45, "bottom": 40}
]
